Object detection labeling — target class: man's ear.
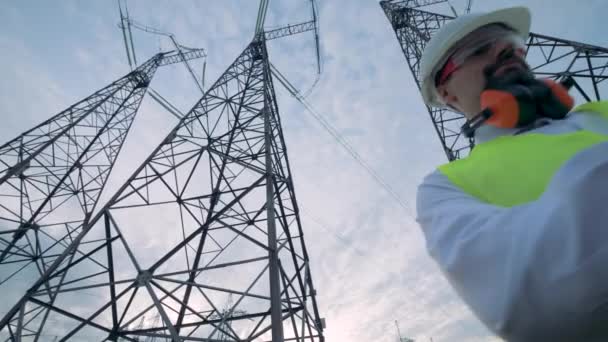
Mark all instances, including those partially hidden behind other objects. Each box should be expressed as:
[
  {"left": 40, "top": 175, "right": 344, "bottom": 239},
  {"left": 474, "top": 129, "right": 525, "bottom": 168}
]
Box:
[
  {"left": 437, "top": 84, "right": 467, "bottom": 114},
  {"left": 437, "top": 84, "right": 458, "bottom": 109}
]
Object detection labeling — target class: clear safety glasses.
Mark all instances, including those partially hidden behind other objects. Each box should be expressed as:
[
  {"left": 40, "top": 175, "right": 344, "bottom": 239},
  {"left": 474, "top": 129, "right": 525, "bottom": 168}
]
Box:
[{"left": 434, "top": 27, "right": 527, "bottom": 87}]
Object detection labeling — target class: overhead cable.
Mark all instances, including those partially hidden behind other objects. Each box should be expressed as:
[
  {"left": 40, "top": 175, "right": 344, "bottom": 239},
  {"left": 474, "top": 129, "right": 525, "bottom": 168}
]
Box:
[{"left": 269, "top": 63, "right": 414, "bottom": 215}]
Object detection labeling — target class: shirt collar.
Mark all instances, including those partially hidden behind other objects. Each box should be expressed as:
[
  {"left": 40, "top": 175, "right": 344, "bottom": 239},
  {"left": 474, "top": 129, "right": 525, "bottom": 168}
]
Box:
[
  {"left": 474, "top": 118, "right": 553, "bottom": 144},
  {"left": 474, "top": 124, "right": 518, "bottom": 144}
]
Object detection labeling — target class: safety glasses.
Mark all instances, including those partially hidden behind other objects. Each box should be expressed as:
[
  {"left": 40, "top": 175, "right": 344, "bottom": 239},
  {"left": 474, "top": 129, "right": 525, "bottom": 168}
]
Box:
[{"left": 434, "top": 28, "right": 527, "bottom": 87}]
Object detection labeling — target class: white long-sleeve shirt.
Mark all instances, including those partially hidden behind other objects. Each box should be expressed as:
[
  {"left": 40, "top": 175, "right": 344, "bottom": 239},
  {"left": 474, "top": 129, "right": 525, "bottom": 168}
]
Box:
[{"left": 416, "top": 110, "right": 608, "bottom": 341}]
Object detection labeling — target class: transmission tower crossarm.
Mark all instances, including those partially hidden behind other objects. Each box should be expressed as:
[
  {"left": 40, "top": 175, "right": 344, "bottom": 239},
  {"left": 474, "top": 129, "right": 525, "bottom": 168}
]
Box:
[
  {"left": 381, "top": 0, "right": 448, "bottom": 9},
  {"left": 264, "top": 20, "right": 316, "bottom": 41},
  {"left": 157, "top": 48, "right": 207, "bottom": 66},
  {"left": 114, "top": 8, "right": 207, "bottom": 94},
  {"left": 529, "top": 32, "right": 608, "bottom": 54}
]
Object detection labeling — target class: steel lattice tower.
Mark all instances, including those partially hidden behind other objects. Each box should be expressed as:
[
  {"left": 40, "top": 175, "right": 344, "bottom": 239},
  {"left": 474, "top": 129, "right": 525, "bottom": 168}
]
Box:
[
  {"left": 380, "top": 0, "right": 608, "bottom": 161},
  {"left": 0, "top": 48, "right": 205, "bottom": 331},
  {"left": 0, "top": 38, "right": 324, "bottom": 342}
]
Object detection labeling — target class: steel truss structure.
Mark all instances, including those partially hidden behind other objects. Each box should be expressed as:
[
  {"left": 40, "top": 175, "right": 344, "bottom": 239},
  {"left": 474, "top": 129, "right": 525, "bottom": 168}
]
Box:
[
  {"left": 0, "top": 39, "right": 324, "bottom": 342},
  {"left": 264, "top": 21, "right": 315, "bottom": 41},
  {"left": 0, "top": 54, "right": 163, "bottom": 306},
  {"left": 380, "top": 0, "right": 608, "bottom": 160},
  {"left": 0, "top": 48, "right": 205, "bottom": 332}
]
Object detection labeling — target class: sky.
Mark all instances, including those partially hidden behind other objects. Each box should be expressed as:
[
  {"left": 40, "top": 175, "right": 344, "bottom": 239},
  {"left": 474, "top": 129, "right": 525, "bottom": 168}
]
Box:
[{"left": 0, "top": 0, "right": 606, "bottom": 341}]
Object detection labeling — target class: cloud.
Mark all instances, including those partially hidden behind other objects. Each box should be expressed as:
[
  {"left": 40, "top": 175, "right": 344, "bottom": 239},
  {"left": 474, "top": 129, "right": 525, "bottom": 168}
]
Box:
[{"left": 0, "top": 0, "right": 603, "bottom": 341}]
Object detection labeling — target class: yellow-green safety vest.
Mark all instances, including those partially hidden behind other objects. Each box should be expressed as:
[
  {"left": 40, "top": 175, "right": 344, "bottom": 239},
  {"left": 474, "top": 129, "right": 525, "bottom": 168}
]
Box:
[{"left": 438, "top": 101, "right": 608, "bottom": 207}]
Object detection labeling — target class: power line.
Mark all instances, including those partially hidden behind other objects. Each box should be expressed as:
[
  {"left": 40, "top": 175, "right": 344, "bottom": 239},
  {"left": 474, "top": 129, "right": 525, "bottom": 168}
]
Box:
[
  {"left": 117, "top": 0, "right": 207, "bottom": 94},
  {"left": 270, "top": 63, "right": 471, "bottom": 339},
  {"left": 148, "top": 88, "right": 185, "bottom": 119},
  {"left": 254, "top": 0, "right": 270, "bottom": 37},
  {"left": 269, "top": 62, "right": 415, "bottom": 215}
]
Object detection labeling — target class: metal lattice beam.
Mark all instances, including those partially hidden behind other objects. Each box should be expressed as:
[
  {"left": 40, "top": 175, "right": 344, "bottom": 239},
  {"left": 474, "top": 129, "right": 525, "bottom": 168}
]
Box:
[
  {"left": 0, "top": 53, "right": 164, "bottom": 318},
  {"left": 158, "top": 48, "right": 207, "bottom": 67},
  {"left": 0, "top": 40, "right": 324, "bottom": 342},
  {"left": 264, "top": 21, "right": 316, "bottom": 41},
  {"left": 380, "top": 0, "right": 608, "bottom": 161},
  {"left": 525, "top": 33, "right": 608, "bottom": 102}
]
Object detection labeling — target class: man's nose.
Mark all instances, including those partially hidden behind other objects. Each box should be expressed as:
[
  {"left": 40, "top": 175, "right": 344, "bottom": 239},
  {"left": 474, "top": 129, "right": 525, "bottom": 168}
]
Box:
[{"left": 492, "top": 40, "right": 526, "bottom": 61}]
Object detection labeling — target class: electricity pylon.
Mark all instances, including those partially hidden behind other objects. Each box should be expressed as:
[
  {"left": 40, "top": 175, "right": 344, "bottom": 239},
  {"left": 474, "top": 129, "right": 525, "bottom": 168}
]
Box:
[
  {"left": 380, "top": 0, "right": 608, "bottom": 161},
  {"left": 0, "top": 37, "right": 324, "bottom": 342},
  {"left": 0, "top": 48, "right": 205, "bottom": 318}
]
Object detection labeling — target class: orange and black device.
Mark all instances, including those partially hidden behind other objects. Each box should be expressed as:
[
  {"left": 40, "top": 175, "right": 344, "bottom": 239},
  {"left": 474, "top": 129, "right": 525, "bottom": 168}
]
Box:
[{"left": 462, "top": 76, "right": 575, "bottom": 138}]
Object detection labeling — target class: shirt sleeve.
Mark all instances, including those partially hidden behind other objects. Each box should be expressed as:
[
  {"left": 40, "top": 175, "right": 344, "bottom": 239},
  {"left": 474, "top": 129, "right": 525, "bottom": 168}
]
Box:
[{"left": 416, "top": 141, "right": 608, "bottom": 341}]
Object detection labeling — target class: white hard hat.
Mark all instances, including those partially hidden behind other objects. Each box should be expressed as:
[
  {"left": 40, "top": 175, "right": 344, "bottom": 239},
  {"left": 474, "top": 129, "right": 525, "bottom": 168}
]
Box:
[{"left": 419, "top": 6, "right": 531, "bottom": 108}]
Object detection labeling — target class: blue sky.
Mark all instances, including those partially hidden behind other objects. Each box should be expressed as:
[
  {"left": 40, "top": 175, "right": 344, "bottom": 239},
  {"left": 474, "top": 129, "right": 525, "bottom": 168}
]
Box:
[{"left": 1, "top": 0, "right": 606, "bottom": 341}]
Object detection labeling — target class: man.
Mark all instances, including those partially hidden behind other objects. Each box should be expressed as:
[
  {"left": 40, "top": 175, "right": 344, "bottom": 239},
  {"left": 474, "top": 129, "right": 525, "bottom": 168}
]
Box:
[{"left": 415, "top": 6, "right": 608, "bottom": 341}]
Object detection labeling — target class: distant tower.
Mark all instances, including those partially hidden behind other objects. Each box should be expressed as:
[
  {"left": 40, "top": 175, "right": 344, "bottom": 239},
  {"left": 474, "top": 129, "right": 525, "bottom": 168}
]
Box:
[
  {"left": 207, "top": 294, "right": 249, "bottom": 341},
  {"left": 395, "top": 320, "right": 415, "bottom": 342},
  {"left": 144, "top": 313, "right": 164, "bottom": 342},
  {"left": 132, "top": 315, "right": 146, "bottom": 342},
  {"left": 0, "top": 38, "right": 324, "bottom": 342},
  {"left": 380, "top": 0, "right": 608, "bottom": 160}
]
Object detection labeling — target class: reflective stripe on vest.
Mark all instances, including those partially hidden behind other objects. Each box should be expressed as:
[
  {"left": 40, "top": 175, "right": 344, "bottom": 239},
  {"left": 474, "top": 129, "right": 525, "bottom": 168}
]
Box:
[{"left": 438, "top": 101, "right": 608, "bottom": 207}]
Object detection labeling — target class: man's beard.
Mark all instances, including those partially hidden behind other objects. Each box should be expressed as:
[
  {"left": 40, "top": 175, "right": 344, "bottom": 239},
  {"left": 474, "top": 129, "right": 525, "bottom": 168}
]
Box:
[
  {"left": 483, "top": 50, "right": 533, "bottom": 89},
  {"left": 479, "top": 48, "right": 574, "bottom": 124}
]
